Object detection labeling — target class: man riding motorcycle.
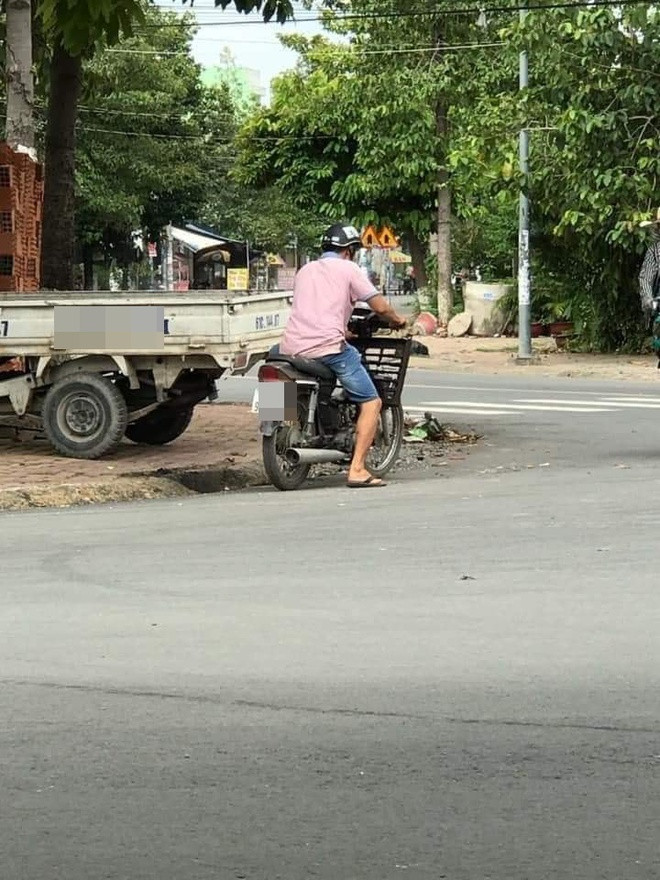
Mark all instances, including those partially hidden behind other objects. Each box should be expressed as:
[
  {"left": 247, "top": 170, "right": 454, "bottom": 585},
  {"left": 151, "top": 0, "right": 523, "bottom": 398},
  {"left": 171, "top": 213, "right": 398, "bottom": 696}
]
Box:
[{"left": 279, "top": 223, "right": 407, "bottom": 488}]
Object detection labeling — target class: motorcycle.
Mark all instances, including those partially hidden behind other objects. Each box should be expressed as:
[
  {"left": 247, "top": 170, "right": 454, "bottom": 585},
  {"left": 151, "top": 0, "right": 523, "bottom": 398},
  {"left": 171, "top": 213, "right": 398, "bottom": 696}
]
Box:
[{"left": 255, "top": 307, "right": 412, "bottom": 491}]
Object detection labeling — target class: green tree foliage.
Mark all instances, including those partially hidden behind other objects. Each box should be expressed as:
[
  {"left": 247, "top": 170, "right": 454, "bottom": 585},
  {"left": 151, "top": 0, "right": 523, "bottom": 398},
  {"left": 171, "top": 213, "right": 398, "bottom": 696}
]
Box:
[
  {"left": 199, "top": 182, "right": 325, "bottom": 256},
  {"left": 74, "top": 6, "right": 320, "bottom": 280},
  {"left": 236, "top": 0, "right": 511, "bottom": 317},
  {"left": 528, "top": 5, "right": 660, "bottom": 347},
  {"left": 31, "top": 0, "right": 295, "bottom": 289},
  {"left": 36, "top": 0, "right": 294, "bottom": 51},
  {"left": 238, "top": 1, "right": 660, "bottom": 347},
  {"left": 36, "top": 0, "right": 144, "bottom": 54},
  {"left": 452, "top": 3, "right": 660, "bottom": 348},
  {"left": 75, "top": 9, "right": 237, "bottom": 277},
  {"left": 195, "top": 0, "right": 293, "bottom": 23}
]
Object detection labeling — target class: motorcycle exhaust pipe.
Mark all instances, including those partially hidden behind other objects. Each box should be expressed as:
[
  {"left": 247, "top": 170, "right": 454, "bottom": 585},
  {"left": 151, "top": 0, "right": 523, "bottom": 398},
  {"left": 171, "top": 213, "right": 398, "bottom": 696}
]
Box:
[{"left": 285, "top": 448, "right": 349, "bottom": 466}]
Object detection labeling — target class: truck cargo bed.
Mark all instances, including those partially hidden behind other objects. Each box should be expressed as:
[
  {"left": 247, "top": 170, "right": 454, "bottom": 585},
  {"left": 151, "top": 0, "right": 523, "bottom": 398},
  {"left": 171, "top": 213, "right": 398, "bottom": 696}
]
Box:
[{"left": 0, "top": 289, "right": 292, "bottom": 358}]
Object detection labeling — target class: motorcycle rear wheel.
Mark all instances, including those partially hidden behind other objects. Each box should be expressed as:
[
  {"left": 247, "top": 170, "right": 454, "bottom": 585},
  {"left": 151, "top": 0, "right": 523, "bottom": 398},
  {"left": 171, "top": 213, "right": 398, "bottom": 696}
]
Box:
[
  {"left": 366, "top": 403, "right": 404, "bottom": 478},
  {"left": 262, "top": 402, "right": 311, "bottom": 491}
]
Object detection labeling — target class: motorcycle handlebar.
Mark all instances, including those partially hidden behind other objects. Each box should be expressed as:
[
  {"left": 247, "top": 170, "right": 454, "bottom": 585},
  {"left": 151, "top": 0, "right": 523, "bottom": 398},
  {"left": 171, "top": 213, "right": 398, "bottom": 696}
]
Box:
[{"left": 348, "top": 308, "right": 411, "bottom": 338}]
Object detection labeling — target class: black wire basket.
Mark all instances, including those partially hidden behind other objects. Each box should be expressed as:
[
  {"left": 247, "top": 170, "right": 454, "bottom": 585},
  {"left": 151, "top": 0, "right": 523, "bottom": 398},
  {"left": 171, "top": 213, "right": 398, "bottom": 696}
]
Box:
[{"left": 352, "top": 336, "right": 412, "bottom": 406}]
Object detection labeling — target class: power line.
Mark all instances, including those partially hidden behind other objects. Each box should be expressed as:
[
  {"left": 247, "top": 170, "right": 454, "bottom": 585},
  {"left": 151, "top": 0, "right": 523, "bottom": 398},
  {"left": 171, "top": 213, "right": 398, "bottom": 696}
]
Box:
[
  {"left": 106, "top": 48, "right": 195, "bottom": 55},
  {"left": 556, "top": 42, "right": 660, "bottom": 78},
  {"left": 136, "top": 0, "right": 654, "bottom": 28},
  {"left": 106, "top": 40, "right": 506, "bottom": 57},
  {"left": 77, "top": 104, "right": 240, "bottom": 121},
  {"left": 78, "top": 125, "right": 223, "bottom": 140},
  {"left": 360, "top": 40, "right": 506, "bottom": 55},
  {"left": 75, "top": 124, "right": 340, "bottom": 143},
  {"left": 0, "top": 97, "right": 242, "bottom": 125}
]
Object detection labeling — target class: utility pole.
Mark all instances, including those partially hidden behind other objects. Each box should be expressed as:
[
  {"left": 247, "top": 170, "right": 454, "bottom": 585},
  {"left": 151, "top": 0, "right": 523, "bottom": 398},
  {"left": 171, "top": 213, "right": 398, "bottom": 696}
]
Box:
[
  {"left": 517, "top": 0, "right": 532, "bottom": 360},
  {"left": 163, "top": 224, "right": 174, "bottom": 291}
]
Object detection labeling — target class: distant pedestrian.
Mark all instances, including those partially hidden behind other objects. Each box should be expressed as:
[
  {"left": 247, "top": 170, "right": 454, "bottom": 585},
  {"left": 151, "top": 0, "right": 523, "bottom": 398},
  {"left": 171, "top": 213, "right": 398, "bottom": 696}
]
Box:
[
  {"left": 403, "top": 265, "right": 417, "bottom": 295},
  {"left": 639, "top": 208, "right": 660, "bottom": 316}
]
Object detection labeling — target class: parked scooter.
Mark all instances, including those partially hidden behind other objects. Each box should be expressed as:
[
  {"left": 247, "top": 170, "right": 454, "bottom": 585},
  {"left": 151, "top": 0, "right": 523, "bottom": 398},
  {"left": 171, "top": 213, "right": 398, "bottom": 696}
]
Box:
[{"left": 255, "top": 308, "right": 412, "bottom": 490}]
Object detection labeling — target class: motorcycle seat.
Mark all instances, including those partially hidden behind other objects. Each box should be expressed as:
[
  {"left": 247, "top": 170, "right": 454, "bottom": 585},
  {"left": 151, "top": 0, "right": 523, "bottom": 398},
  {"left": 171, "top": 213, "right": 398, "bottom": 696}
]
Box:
[{"left": 267, "top": 351, "right": 336, "bottom": 382}]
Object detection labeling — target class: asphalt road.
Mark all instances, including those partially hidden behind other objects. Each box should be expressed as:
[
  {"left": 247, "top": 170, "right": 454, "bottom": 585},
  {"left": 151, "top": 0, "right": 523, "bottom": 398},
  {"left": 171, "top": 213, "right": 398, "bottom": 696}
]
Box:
[
  {"left": 2, "top": 368, "right": 660, "bottom": 880},
  {"left": 222, "top": 366, "right": 660, "bottom": 471}
]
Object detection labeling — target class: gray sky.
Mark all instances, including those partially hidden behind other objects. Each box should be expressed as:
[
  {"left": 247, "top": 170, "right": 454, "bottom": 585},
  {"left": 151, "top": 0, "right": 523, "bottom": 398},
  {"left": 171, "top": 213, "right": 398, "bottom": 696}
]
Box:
[{"left": 155, "top": 1, "right": 328, "bottom": 99}]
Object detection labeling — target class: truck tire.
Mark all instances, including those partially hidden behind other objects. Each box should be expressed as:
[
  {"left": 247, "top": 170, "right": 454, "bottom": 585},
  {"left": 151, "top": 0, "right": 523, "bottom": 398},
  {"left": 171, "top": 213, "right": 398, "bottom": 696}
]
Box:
[
  {"left": 125, "top": 405, "right": 194, "bottom": 445},
  {"left": 42, "top": 373, "right": 128, "bottom": 459}
]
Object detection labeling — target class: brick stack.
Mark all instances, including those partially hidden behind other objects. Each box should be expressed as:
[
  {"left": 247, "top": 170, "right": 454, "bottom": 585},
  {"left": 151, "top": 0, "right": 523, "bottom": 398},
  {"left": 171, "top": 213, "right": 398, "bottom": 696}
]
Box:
[{"left": 0, "top": 143, "right": 44, "bottom": 292}]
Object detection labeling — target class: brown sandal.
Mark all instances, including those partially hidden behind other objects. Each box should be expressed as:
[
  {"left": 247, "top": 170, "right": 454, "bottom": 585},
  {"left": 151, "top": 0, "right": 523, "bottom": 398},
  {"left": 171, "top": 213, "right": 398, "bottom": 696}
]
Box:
[{"left": 347, "top": 476, "right": 387, "bottom": 488}]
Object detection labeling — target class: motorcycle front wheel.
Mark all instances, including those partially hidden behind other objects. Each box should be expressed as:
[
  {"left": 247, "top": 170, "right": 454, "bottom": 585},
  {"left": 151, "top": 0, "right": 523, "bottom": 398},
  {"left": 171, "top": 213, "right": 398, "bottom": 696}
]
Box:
[
  {"left": 262, "top": 401, "right": 311, "bottom": 491},
  {"left": 366, "top": 403, "right": 404, "bottom": 478}
]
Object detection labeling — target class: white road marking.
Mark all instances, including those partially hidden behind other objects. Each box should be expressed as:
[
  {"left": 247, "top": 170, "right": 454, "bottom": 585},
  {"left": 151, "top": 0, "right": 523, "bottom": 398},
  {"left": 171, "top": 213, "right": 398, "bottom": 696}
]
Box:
[
  {"left": 513, "top": 398, "right": 622, "bottom": 407},
  {"left": 602, "top": 395, "right": 660, "bottom": 401},
  {"left": 405, "top": 406, "right": 514, "bottom": 417},
  {"left": 599, "top": 399, "right": 660, "bottom": 408},
  {"left": 406, "top": 380, "right": 660, "bottom": 398},
  {"left": 404, "top": 382, "right": 633, "bottom": 397},
  {"left": 413, "top": 400, "right": 616, "bottom": 413}
]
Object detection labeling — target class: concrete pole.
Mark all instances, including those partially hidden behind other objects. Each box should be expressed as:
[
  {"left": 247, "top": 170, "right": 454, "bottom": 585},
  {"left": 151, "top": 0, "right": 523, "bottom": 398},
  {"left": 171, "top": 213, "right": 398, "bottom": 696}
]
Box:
[
  {"left": 164, "top": 223, "right": 174, "bottom": 291},
  {"left": 517, "top": 2, "right": 532, "bottom": 360}
]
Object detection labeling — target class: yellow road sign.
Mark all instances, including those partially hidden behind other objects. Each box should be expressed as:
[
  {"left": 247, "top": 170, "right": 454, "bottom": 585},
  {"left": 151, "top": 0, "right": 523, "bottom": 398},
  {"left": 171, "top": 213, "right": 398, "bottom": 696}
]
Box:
[
  {"left": 377, "top": 226, "right": 397, "bottom": 248},
  {"left": 361, "top": 225, "right": 379, "bottom": 248}
]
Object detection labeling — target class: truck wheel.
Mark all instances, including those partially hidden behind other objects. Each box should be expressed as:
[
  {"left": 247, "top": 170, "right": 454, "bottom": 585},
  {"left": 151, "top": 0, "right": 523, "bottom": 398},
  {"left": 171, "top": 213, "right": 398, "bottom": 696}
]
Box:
[
  {"left": 125, "top": 406, "right": 194, "bottom": 445},
  {"left": 42, "top": 373, "right": 128, "bottom": 459}
]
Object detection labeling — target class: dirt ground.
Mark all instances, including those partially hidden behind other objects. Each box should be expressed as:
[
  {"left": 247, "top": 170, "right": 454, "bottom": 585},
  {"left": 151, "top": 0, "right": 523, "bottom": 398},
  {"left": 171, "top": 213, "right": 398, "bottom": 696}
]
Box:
[
  {"left": 412, "top": 335, "right": 656, "bottom": 382},
  {"left": 0, "top": 404, "right": 261, "bottom": 490},
  {"left": 0, "top": 404, "right": 263, "bottom": 509},
  {"left": 1, "top": 336, "right": 657, "bottom": 509}
]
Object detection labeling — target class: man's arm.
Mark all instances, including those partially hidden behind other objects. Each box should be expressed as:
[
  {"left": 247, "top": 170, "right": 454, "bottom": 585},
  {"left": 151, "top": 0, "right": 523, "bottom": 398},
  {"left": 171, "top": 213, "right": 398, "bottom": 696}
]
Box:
[{"left": 367, "top": 294, "right": 407, "bottom": 329}]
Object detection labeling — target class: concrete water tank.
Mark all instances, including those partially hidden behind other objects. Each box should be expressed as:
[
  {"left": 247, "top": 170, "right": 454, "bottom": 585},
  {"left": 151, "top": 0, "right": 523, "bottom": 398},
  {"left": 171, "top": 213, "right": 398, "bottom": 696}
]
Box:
[{"left": 462, "top": 281, "right": 510, "bottom": 335}]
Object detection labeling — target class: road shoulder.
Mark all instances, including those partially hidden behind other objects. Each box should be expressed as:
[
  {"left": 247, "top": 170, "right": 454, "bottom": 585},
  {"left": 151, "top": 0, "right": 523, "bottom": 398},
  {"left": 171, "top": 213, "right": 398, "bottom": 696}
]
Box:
[
  {"left": 0, "top": 404, "right": 265, "bottom": 510},
  {"left": 410, "top": 336, "right": 655, "bottom": 382},
  {"left": 2, "top": 337, "right": 656, "bottom": 511}
]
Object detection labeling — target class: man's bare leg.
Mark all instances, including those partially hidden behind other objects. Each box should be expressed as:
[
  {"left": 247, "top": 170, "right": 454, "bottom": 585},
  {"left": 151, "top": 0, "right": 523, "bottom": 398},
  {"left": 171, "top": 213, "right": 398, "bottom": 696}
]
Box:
[{"left": 348, "top": 397, "right": 383, "bottom": 484}]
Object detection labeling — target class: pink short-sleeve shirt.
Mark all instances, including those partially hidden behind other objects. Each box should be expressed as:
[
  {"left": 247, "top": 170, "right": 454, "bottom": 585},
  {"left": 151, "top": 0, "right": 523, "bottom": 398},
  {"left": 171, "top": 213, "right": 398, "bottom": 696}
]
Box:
[{"left": 279, "top": 254, "right": 378, "bottom": 358}]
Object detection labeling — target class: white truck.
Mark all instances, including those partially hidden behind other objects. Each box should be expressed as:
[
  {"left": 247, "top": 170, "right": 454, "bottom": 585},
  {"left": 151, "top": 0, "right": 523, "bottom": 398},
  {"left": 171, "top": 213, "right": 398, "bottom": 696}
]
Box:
[{"left": 0, "top": 289, "right": 291, "bottom": 459}]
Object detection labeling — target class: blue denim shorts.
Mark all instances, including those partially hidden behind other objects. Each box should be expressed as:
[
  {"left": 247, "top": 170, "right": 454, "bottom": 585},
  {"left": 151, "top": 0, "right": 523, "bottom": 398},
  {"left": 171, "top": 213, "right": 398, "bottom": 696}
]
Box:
[{"left": 317, "top": 344, "right": 379, "bottom": 404}]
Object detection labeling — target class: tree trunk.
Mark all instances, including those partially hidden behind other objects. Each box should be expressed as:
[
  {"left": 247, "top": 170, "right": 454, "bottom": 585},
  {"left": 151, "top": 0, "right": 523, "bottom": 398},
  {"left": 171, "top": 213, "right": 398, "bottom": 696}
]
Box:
[
  {"left": 5, "top": 0, "right": 35, "bottom": 151},
  {"left": 82, "top": 243, "right": 95, "bottom": 290},
  {"left": 407, "top": 229, "right": 428, "bottom": 288},
  {"left": 41, "top": 43, "right": 82, "bottom": 290},
  {"left": 436, "top": 103, "right": 453, "bottom": 325}
]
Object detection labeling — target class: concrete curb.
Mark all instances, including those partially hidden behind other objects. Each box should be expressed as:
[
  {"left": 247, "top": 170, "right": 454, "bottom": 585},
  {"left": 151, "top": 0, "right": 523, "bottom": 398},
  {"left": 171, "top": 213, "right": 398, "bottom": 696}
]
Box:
[{"left": 0, "top": 462, "right": 269, "bottom": 511}]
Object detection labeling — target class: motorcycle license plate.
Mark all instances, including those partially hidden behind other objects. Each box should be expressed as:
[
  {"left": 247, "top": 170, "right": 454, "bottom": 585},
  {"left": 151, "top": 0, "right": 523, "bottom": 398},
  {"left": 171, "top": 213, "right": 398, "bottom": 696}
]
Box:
[{"left": 254, "top": 382, "right": 297, "bottom": 423}]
